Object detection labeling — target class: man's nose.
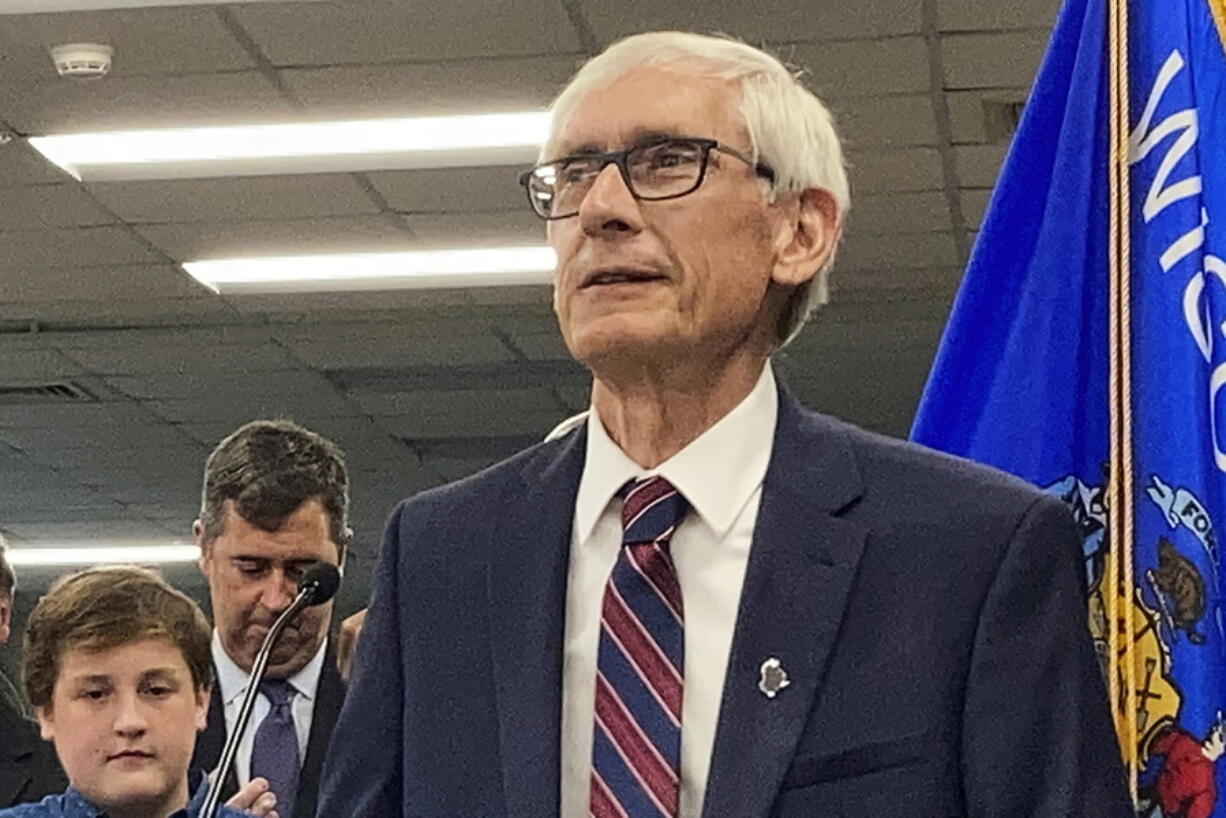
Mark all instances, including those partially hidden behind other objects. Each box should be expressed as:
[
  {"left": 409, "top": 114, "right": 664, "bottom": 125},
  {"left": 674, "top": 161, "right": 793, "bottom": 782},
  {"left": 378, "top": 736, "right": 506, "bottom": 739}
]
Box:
[
  {"left": 113, "top": 692, "right": 149, "bottom": 736},
  {"left": 578, "top": 163, "right": 643, "bottom": 237},
  {"left": 258, "top": 572, "right": 297, "bottom": 612}
]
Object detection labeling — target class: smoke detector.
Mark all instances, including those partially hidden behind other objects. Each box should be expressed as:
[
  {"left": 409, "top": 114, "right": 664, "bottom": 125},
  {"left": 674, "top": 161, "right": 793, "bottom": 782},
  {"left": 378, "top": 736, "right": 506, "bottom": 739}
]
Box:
[{"left": 50, "top": 43, "right": 114, "bottom": 80}]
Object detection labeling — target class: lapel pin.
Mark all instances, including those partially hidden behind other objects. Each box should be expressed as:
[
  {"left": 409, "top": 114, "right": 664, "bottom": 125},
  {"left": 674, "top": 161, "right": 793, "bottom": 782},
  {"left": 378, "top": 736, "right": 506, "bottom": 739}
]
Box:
[{"left": 758, "top": 657, "right": 790, "bottom": 698}]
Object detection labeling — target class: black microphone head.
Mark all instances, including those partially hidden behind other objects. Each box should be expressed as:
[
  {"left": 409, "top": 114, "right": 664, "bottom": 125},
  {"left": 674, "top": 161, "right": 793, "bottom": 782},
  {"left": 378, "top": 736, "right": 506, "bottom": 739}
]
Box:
[{"left": 298, "top": 562, "right": 341, "bottom": 606}]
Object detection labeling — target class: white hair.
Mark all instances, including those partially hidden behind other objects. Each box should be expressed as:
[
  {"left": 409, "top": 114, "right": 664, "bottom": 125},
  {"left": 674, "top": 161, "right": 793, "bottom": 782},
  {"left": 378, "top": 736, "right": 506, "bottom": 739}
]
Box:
[{"left": 546, "top": 31, "right": 850, "bottom": 346}]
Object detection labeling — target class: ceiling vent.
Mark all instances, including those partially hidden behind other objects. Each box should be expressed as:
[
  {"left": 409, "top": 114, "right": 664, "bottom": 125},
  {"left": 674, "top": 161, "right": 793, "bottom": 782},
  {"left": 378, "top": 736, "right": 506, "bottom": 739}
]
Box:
[
  {"left": 982, "top": 99, "right": 1026, "bottom": 143},
  {"left": 0, "top": 381, "right": 98, "bottom": 404}
]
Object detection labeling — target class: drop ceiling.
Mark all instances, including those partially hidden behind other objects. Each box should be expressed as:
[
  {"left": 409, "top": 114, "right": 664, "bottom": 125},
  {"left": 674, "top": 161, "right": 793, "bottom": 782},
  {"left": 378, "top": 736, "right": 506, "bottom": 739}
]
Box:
[{"left": 0, "top": 0, "right": 1057, "bottom": 615}]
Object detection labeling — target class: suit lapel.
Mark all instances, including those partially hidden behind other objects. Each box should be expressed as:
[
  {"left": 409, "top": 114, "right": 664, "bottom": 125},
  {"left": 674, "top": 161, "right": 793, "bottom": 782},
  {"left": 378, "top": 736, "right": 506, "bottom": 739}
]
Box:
[
  {"left": 193, "top": 685, "right": 226, "bottom": 772},
  {"left": 487, "top": 428, "right": 587, "bottom": 818},
  {"left": 0, "top": 707, "right": 36, "bottom": 808},
  {"left": 701, "top": 390, "right": 868, "bottom": 818},
  {"left": 294, "top": 644, "right": 345, "bottom": 818}
]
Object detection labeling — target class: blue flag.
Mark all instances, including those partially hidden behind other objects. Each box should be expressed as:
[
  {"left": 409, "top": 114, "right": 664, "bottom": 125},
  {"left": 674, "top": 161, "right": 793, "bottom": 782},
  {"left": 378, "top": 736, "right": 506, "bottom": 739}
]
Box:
[{"left": 910, "top": 0, "right": 1226, "bottom": 812}]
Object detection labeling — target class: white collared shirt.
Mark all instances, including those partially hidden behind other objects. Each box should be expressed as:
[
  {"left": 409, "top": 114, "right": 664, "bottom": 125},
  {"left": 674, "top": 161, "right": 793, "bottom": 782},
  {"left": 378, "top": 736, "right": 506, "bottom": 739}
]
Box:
[
  {"left": 211, "top": 631, "right": 326, "bottom": 786},
  {"left": 560, "top": 364, "right": 778, "bottom": 818}
]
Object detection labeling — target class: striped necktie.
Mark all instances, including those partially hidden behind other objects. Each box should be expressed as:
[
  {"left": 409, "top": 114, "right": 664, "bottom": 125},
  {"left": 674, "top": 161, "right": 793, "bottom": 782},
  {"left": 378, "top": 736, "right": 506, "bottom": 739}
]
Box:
[{"left": 590, "top": 476, "right": 689, "bottom": 818}]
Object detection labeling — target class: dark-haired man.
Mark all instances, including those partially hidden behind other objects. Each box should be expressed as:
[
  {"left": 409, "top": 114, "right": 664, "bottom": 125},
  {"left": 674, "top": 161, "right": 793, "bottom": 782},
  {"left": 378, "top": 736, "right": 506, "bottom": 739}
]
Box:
[{"left": 190, "top": 420, "right": 349, "bottom": 818}]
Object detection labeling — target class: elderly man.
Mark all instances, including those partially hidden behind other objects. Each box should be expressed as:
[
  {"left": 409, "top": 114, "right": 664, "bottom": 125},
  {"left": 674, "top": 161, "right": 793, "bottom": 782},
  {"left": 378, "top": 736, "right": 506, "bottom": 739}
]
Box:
[
  {"left": 318, "top": 31, "right": 1130, "bottom": 817},
  {"left": 190, "top": 420, "right": 348, "bottom": 818}
]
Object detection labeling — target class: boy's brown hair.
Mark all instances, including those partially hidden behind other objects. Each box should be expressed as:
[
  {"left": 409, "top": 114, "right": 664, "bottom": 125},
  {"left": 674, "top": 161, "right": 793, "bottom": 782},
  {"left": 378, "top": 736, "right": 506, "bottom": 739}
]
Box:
[{"left": 23, "top": 565, "right": 213, "bottom": 709}]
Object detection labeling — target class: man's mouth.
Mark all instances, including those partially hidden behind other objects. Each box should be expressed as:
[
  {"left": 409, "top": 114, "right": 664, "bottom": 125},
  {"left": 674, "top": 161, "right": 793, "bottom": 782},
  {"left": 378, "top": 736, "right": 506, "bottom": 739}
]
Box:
[
  {"left": 109, "top": 750, "right": 154, "bottom": 762},
  {"left": 580, "top": 269, "right": 668, "bottom": 289}
]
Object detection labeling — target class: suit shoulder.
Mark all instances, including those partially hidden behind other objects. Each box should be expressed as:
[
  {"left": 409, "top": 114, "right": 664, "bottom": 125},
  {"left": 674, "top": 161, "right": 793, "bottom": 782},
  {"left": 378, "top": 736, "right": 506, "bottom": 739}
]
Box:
[{"left": 810, "top": 410, "right": 1060, "bottom": 521}]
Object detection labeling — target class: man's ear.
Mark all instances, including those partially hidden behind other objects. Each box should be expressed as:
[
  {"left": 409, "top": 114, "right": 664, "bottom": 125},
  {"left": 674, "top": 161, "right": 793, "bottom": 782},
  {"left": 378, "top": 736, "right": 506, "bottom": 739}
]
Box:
[
  {"left": 194, "top": 686, "right": 210, "bottom": 732},
  {"left": 194, "top": 519, "right": 210, "bottom": 575},
  {"left": 770, "top": 187, "right": 841, "bottom": 288},
  {"left": 0, "top": 599, "right": 11, "bottom": 647},
  {"left": 36, "top": 706, "right": 55, "bottom": 741}
]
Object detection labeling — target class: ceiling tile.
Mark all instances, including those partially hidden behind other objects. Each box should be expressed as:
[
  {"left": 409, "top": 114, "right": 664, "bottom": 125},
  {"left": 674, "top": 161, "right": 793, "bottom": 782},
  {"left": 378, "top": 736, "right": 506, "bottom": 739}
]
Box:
[
  {"left": 378, "top": 406, "right": 563, "bottom": 439},
  {"left": 22, "top": 443, "right": 205, "bottom": 472},
  {"left": 0, "top": 421, "right": 192, "bottom": 451},
  {"left": 349, "top": 385, "right": 559, "bottom": 418},
  {"left": 837, "top": 231, "right": 959, "bottom": 269},
  {"left": 506, "top": 331, "right": 570, "bottom": 361},
  {"left": 960, "top": 188, "right": 992, "bottom": 227},
  {"left": 788, "top": 37, "right": 929, "bottom": 100},
  {"left": 403, "top": 210, "right": 544, "bottom": 244},
  {"left": 367, "top": 165, "right": 527, "bottom": 214},
  {"left": 288, "top": 332, "right": 515, "bottom": 368},
  {"left": 0, "top": 348, "right": 84, "bottom": 380},
  {"left": 104, "top": 369, "right": 333, "bottom": 400},
  {"left": 135, "top": 215, "right": 414, "bottom": 260},
  {"left": 144, "top": 393, "right": 357, "bottom": 426},
  {"left": 835, "top": 265, "right": 964, "bottom": 295},
  {"left": 0, "top": 264, "right": 205, "bottom": 303},
  {"left": 88, "top": 174, "right": 383, "bottom": 224},
  {"left": 220, "top": 289, "right": 477, "bottom": 315},
  {"left": 945, "top": 89, "right": 1026, "bottom": 144},
  {"left": 0, "top": 226, "right": 160, "bottom": 267},
  {"left": 278, "top": 56, "right": 578, "bottom": 119},
  {"left": 0, "top": 72, "right": 291, "bottom": 133},
  {"left": 0, "top": 6, "right": 254, "bottom": 84},
  {"left": 846, "top": 148, "right": 944, "bottom": 194},
  {"left": 0, "top": 400, "right": 154, "bottom": 429},
  {"left": 58, "top": 340, "right": 297, "bottom": 375},
  {"left": 847, "top": 192, "right": 951, "bottom": 235},
  {"left": 4, "top": 298, "right": 232, "bottom": 327},
  {"left": 833, "top": 95, "right": 937, "bottom": 150},
  {"left": 0, "top": 184, "right": 115, "bottom": 231},
  {"left": 953, "top": 143, "right": 1007, "bottom": 188},
  {"left": 937, "top": 0, "right": 1060, "bottom": 32},
  {"left": 942, "top": 32, "right": 1048, "bottom": 90},
  {"left": 232, "top": 0, "right": 581, "bottom": 66},
  {"left": 0, "top": 141, "right": 75, "bottom": 187},
  {"left": 579, "top": 0, "right": 923, "bottom": 44}
]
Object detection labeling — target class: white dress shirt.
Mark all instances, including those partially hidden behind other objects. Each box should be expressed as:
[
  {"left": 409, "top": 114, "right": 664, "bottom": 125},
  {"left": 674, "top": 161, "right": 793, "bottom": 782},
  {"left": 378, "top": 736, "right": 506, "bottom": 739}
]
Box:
[
  {"left": 560, "top": 364, "right": 778, "bottom": 818},
  {"left": 211, "top": 631, "right": 326, "bottom": 786}
]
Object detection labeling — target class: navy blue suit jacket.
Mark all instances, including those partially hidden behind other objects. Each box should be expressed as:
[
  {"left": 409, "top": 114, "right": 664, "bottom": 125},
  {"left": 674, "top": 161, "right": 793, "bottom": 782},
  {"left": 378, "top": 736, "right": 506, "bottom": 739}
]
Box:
[{"left": 317, "top": 387, "right": 1131, "bottom": 817}]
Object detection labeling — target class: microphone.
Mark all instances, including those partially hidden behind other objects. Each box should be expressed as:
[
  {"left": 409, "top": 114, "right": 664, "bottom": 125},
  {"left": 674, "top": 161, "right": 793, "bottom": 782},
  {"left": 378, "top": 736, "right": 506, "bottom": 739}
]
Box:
[{"left": 200, "top": 562, "right": 342, "bottom": 818}]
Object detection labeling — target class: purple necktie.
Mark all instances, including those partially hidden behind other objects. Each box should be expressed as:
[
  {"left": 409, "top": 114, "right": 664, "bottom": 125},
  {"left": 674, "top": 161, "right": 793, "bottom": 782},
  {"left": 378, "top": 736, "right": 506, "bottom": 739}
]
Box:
[{"left": 250, "top": 679, "right": 300, "bottom": 818}]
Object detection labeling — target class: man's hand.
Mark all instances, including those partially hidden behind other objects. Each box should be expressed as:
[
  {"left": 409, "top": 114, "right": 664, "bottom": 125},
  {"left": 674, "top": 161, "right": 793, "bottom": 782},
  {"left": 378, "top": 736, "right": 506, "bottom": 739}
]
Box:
[
  {"left": 227, "top": 776, "right": 280, "bottom": 818},
  {"left": 337, "top": 608, "right": 367, "bottom": 681}
]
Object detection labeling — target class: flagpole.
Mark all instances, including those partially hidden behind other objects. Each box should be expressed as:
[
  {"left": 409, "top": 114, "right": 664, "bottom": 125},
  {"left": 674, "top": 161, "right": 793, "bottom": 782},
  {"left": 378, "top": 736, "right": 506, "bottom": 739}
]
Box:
[{"left": 1106, "top": 0, "right": 1137, "bottom": 801}]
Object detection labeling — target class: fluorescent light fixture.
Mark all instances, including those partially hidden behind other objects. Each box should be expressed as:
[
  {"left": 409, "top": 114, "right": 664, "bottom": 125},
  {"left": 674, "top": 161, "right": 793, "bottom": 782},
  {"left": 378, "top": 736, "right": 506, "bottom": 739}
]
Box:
[
  {"left": 28, "top": 111, "right": 550, "bottom": 181},
  {"left": 7, "top": 543, "right": 199, "bottom": 566},
  {"left": 183, "top": 245, "right": 556, "bottom": 294},
  {"left": 2, "top": 1, "right": 324, "bottom": 12}
]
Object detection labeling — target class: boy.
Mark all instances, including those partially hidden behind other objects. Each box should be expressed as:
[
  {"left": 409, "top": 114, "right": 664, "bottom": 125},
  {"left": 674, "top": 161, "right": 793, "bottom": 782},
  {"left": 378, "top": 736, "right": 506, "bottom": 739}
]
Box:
[{"left": 0, "top": 566, "right": 271, "bottom": 818}]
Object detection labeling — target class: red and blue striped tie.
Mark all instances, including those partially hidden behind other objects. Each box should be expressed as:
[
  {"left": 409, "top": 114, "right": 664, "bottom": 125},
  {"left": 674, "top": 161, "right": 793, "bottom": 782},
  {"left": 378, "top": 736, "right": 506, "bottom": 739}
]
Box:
[{"left": 590, "top": 476, "right": 689, "bottom": 818}]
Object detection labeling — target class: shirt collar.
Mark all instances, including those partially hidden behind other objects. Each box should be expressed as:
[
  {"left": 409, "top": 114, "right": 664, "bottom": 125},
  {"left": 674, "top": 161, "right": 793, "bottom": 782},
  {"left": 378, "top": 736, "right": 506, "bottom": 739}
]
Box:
[
  {"left": 61, "top": 771, "right": 210, "bottom": 817},
  {"left": 211, "top": 631, "right": 327, "bottom": 707},
  {"left": 575, "top": 364, "right": 778, "bottom": 543}
]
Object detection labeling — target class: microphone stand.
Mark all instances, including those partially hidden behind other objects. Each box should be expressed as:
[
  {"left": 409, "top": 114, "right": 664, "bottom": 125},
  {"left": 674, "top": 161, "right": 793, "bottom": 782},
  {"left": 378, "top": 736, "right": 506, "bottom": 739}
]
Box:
[{"left": 200, "top": 584, "right": 318, "bottom": 818}]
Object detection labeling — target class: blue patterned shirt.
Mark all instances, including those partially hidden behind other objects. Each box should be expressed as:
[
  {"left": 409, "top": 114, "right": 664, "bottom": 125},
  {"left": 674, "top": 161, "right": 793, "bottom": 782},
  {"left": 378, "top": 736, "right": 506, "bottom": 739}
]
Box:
[{"left": 0, "top": 772, "right": 248, "bottom": 818}]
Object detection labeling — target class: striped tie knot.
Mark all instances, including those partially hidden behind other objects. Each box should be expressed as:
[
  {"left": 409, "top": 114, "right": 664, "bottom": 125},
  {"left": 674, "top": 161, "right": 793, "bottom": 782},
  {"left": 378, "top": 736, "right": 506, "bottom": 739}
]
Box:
[{"left": 620, "top": 476, "right": 690, "bottom": 547}]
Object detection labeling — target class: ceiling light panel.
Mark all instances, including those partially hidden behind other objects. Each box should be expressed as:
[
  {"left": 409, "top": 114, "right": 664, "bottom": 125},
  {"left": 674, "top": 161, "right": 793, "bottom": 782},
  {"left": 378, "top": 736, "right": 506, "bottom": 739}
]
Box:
[
  {"left": 183, "top": 246, "right": 557, "bottom": 294},
  {"left": 28, "top": 112, "right": 550, "bottom": 181},
  {"left": 7, "top": 543, "right": 200, "bottom": 565}
]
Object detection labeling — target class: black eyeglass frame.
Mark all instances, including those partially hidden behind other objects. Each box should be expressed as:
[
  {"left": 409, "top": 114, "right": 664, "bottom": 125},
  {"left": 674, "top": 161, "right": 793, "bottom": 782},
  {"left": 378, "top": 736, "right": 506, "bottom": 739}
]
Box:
[{"left": 517, "top": 137, "right": 777, "bottom": 220}]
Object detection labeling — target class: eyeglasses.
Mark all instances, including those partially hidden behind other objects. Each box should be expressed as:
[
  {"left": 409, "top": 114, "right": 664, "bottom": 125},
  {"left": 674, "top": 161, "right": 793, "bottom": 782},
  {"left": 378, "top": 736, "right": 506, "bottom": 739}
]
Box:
[{"left": 518, "top": 137, "right": 776, "bottom": 220}]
